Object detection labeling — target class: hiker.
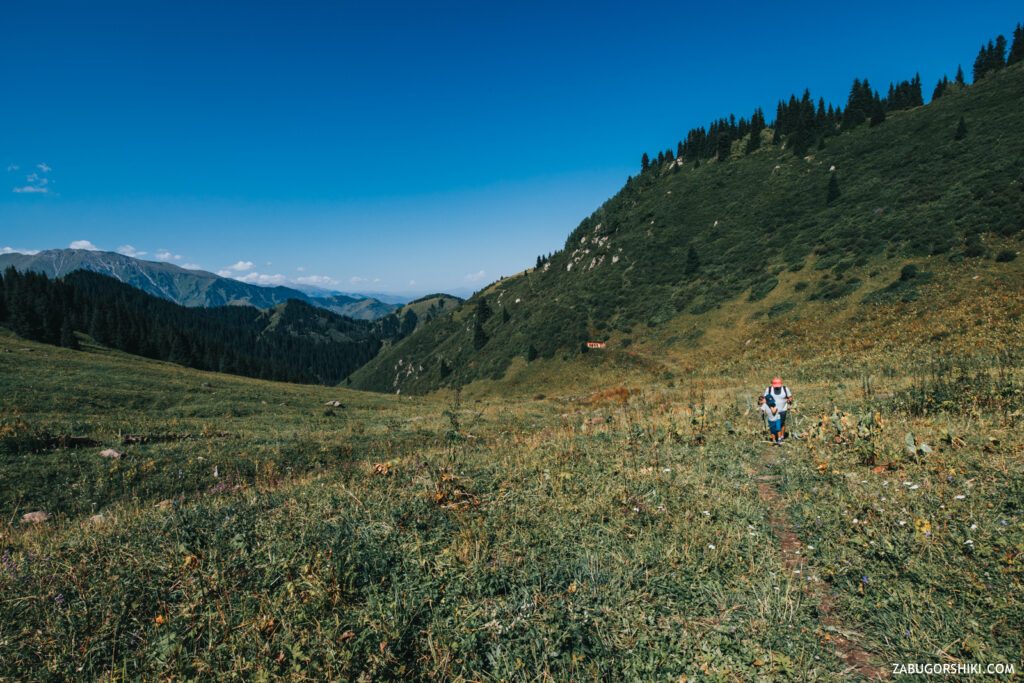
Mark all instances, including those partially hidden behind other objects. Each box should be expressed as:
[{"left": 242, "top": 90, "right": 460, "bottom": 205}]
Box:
[
  {"left": 762, "top": 395, "right": 784, "bottom": 444},
  {"left": 763, "top": 377, "right": 793, "bottom": 440},
  {"left": 757, "top": 395, "right": 773, "bottom": 440}
]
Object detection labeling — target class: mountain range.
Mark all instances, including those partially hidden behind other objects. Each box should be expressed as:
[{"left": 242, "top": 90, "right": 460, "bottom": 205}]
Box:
[
  {"left": 2, "top": 33, "right": 1022, "bottom": 394},
  {"left": 0, "top": 249, "right": 402, "bottom": 320}
]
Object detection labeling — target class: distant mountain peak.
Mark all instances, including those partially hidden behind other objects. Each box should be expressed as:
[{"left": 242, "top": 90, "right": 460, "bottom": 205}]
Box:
[{"left": 0, "top": 248, "right": 402, "bottom": 320}]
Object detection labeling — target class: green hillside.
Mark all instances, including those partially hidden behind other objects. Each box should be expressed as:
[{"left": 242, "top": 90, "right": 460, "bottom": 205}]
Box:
[{"left": 351, "top": 63, "right": 1024, "bottom": 394}]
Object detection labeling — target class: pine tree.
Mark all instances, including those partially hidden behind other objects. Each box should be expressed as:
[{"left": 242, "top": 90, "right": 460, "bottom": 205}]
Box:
[
  {"left": 475, "top": 297, "right": 492, "bottom": 323},
  {"left": 954, "top": 116, "right": 967, "bottom": 140},
  {"left": 955, "top": 65, "right": 965, "bottom": 85},
  {"left": 59, "top": 318, "right": 79, "bottom": 350},
  {"left": 641, "top": 152, "right": 649, "bottom": 172},
  {"left": 910, "top": 73, "right": 923, "bottom": 106},
  {"left": 973, "top": 44, "right": 987, "bottom": 82},
  {"left": 526, "top": 344, "right": 538, "bottom": 362},
  {"left": 869, "top": 92, "right": 886, "bottom": 126},
  {"left": 827, "top": 173, "right": 840, "bottom": 204},
  {"left": 745, "top": 128, "right": 761, "bottom": 154},
  {"left": 994, "top": 35, "right": 1008, "bottom": 70},
  {"left": 716, "top": 131, "right": 731, "bottom": 162},
  {"left": 1010, "top": 24, "right": 1024, "bottom": 65},
  {"left": 685, "top": 244, "right": 700, "bottom": 274},
  {"left": 472, "top": 321, "right": 488, "bottom": 350}
]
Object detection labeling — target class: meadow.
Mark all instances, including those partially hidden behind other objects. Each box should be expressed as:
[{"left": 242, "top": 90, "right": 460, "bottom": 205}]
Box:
[{"left": 2, "top": 320, "right": 1022, "bottom": 681}]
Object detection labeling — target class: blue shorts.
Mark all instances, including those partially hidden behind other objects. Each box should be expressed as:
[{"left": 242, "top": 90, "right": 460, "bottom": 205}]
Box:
[{"left": 769, "top": 422, "right": 782, "bottom": 436}]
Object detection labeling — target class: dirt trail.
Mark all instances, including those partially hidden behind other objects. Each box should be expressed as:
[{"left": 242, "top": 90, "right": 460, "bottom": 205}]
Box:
[{"left": 755, "top": 448, "right": 890, "bottom": 681}]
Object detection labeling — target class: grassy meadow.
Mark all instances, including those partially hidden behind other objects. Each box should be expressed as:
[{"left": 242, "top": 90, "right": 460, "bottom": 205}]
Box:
[{"left": 2, "top": 317, "right": 1022, "bottom": 680}]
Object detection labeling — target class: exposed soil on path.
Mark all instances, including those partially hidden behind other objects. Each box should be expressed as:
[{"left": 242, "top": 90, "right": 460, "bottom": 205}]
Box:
[{"left": 755, "top": 446, "right": 890, "bottom": 681}]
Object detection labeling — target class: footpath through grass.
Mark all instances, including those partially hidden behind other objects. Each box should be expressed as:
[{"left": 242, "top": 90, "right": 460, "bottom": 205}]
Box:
[{"left": 2, "top": 331, "right": 1023, "bottom": 679}]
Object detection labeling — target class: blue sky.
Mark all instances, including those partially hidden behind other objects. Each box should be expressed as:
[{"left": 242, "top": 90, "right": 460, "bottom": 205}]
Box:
[{"left": 2, "top": 1, "right": 1020, "bottom": 296}]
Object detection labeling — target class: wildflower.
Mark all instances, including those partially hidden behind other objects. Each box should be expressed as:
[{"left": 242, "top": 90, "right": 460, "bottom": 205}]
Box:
[
  {"left": 707, "top": 544, "right": 716, "bottom": 550},
  {"left": 964, "top": 539, "right": 974, "bottom": 546},
  {"left": 861, "top": 575, "right": 869, "bottom": 585},
  {"left": 154, "top": 615, "right": 166, "bottom": 626},
  {"left": 954, "top": 495, "right": 966, "bottom": 500},
  {"left": 909, "top": 485, "right": 920, "bottom": 490},
  {"left": 701, "top": 510, "right": 710, "bottom": 516},
  {"left": 970, "top": 524, "right": 978, "bottom": 530}
]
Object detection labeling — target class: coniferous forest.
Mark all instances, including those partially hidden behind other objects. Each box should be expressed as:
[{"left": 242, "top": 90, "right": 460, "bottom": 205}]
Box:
[
  {"left": 0, "top": 268, "right": 400, "bottom": 385},
  {"left": 637, "top": 24, "right": 1022, "bottom": 172}
]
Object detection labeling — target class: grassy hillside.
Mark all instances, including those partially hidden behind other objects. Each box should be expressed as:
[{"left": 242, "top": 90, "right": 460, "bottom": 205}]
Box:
[
  {"left": 397, "top": 293, "right": 463, "bottom": 321},
  {"left": 2, "top": 328, "right": 1022, "bottom": 679},
  {"left": 351, "top": 63, "right": 1024, "bottom": 394}
]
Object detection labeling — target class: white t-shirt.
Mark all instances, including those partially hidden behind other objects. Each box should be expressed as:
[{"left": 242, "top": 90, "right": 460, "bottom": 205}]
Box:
[
  {"left": 764, "top": 386, "right": 791, "bottom": 412},
  {"left": 761, "top": 403, "right": 782, "bottom": 426}
]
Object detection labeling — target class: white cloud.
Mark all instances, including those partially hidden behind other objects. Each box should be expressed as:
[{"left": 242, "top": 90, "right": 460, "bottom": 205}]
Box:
[
  {"left": 11, "top": 164, "right": 53, "bottom": 194},
  {"left": 1, "top": 246, "right": 40, "bottom": 255},
  {"left": 408, "top": 279, "right": 417, "bottom": 286},
  {"left": 234, "top": 272, "right": 288, "bottom": 286},
  {"left": 464, "top": 270, "right": 486, "bottom": 282},
  {"left": 295, "top": 274, "right": 339, "bottom": 287},
  {"left": 226, "top": 260, "right": 254, "bottom": 272},
  {"left": 69, "top": 240, "right": 100, "bottom": 251},
  {"left": 349, "top": 276, "right": 369, "bottom": 285},
  {"left": 117, "top": 244, "right": 146, "bottom": 258},
  {"left": 155, "top": 250, "right": 183, "bottom": 261},
  {"left": 296, "top": 266, "right": 306, "bottom": 272},
  {"left": 181, "top": 263, "right": 203, "bottom": 270}
]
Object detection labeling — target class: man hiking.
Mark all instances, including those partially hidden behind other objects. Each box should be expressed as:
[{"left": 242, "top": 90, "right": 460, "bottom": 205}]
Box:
[{"left": 763, "top": 377, "right": 793, "bottom": 441}]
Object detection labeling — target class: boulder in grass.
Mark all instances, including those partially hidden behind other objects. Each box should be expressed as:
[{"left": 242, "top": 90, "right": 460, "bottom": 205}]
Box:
[
  {"left": 325, "top": 400, "right": 345, "bottom": 408},
  {"left": 22, "top": 511, "right": 50, "bottom": 524},
  {"left": 99, "top": 448, "right": 123, "bottom": 460}
]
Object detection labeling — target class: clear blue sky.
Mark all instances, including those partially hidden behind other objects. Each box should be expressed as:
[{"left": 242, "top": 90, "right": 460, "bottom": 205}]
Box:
[{"left": 2, "top": 1, "right": 1020, "bottom": 296}]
